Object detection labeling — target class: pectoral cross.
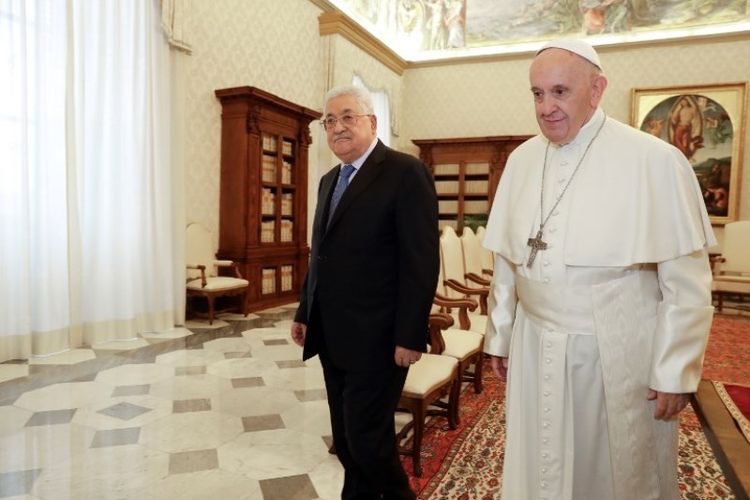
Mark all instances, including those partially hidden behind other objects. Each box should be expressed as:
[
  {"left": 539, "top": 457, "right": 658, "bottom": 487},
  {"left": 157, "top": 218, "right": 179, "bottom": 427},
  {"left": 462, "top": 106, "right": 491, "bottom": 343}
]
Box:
[{"left": 526, "top": 229, "right": 547, "bottom": 268}]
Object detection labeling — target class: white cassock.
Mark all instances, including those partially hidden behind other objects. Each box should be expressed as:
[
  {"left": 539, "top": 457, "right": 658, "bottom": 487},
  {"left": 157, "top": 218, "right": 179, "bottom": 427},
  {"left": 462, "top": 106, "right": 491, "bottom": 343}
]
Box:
[{"left": 483, "top": 108, "right": 716, "bottom": 500}]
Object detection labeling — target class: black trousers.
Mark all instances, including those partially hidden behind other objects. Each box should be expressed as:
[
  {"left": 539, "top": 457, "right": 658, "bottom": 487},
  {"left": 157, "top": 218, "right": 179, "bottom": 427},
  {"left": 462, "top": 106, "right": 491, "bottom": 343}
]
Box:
[{"left": 313, "top": 309, "right": 415, "bottom": 499}]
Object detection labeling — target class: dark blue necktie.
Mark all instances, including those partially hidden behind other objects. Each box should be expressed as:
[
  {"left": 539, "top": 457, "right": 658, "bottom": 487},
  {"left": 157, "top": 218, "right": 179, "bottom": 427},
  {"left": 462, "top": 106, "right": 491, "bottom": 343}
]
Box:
[{"left": 327, "top": 164, "right": 355, "bottom": 227}]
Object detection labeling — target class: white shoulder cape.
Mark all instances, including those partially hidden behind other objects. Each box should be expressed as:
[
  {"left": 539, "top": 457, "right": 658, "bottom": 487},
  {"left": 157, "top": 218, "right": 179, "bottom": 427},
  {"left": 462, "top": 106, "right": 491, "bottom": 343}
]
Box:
[{"left": 484, "top": 117, "right": 716, "bottom": 267}]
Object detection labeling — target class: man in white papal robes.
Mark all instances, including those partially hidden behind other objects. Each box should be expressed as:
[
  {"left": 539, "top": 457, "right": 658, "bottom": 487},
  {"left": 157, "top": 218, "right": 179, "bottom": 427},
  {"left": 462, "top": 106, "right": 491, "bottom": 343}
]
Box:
[{"left": 483, "top": 39, "right": 715, "bottom": 500}]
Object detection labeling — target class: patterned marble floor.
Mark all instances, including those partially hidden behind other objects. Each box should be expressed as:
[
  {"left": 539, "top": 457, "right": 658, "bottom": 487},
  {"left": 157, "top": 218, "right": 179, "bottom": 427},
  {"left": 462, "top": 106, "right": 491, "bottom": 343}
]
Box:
[{"left": 0, "top": 304, "right": 347, "bottom": 500}]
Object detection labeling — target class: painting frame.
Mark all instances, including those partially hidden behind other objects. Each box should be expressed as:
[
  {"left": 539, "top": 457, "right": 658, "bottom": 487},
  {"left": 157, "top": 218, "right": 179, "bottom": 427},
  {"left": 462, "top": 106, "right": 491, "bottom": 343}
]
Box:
[{"left": 631, "top": 82, "right": 747, "bottom": 225}]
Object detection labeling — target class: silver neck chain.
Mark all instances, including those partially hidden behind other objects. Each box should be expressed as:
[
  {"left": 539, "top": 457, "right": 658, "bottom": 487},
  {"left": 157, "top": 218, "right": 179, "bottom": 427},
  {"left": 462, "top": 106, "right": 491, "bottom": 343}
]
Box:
[{"left": 538, "top": 112, "right": 607, "bottom": 231}]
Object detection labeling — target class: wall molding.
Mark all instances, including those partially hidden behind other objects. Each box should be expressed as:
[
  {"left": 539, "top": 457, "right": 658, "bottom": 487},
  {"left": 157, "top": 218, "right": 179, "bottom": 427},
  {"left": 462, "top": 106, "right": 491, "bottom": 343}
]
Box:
[{"left": 318, "top": 11, "right": 406, "bottom": 76}]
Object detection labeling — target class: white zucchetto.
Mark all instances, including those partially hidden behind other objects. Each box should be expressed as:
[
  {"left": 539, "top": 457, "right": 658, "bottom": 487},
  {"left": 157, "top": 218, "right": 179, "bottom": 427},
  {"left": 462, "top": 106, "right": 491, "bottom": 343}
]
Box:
[{"left": 537, "top": 39, "right": 602, "bottom": 70}]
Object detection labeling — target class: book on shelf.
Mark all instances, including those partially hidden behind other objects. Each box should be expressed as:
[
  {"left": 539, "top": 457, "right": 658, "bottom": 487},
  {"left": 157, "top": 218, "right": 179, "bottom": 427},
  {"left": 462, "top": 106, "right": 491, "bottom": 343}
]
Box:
[
  {"left": 280, "top": 219, "right": 294, "bottom": 242},
  {"left": 281, "top": 193, "right": 293, "bottom": 216},
  {"left": 261, "top": 221, "right": 275, "bottom": 243},
  {"left": 280, "top": 265, "right": 293, "bottom": 292},
  {"left": 261, "top": 188, "right": 275, "bottom": 215},
  {"left": 433, "top": 163, "right": 459, "bottom": 176},
  {"left": 262, "top": 156, "right": 276, "bottom": 183},
  {"left": 262, "top": 135, "right": 277, "bottom": 152},
  {"left": 464, "top": 200, "right": 489, "bottom": 214},
  {"left": 435, "top": 180, "right": 459, "bottom": 195},
  {"left": 281, "top": 161, "right": 293, "bottom": 184},
  {"left": 262, "top": 268, "right": 276, "bottom": 294},
  {"left": 465, "top": 162, "right": 489, "bottom": 175},
  {"left": 438, "top": 200, "right": 459, "bottom": 213},
  {"left": 464, "top": 180, "right": 489, "bottom": 194}
]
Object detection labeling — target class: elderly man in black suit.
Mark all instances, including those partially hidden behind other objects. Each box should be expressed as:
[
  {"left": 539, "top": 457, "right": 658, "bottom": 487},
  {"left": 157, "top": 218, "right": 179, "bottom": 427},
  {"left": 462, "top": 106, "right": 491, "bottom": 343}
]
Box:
[{"left": 291, "top": 85, "right": 439, "bottom": 500}]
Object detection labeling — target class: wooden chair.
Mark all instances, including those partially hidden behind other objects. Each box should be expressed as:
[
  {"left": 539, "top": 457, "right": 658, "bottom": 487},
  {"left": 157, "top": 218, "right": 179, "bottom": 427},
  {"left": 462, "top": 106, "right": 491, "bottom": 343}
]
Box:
[
  {"left": 460, "top": 227, "right": 492, "bottom": 286},
  {"left": 475, "top": 225, "right": 494, "bottom": 279},
  {"left": 440, "top": 226, "right": 489, "bottom": 334},
  {"left": 186, "top": 223, "right": 249, "bottom": 324},
  {"left": 712, "top": 221, "right": 750, "bottom": 312},
  {"left": 439, "top": 322, "right": 484, "bottom": 395},
  {"left": 432, "top": 268, "right": 484, "bottom": 394},
  {"left": 397, "top": 313, "right": 460, "bottom": 477}
]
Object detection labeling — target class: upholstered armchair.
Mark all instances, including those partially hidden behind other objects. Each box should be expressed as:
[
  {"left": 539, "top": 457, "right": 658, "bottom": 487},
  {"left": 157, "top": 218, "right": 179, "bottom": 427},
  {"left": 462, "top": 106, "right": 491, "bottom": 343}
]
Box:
[
  {"left": 432, "top": 261, "right": 485, "bottom": 393},
  {"left": 475, "top": 225, "right": 494, "bottom": 279},
  {"left": 397, "top": 313, "right": 460, "bottom": 477},
  {"left": 460, "top": 227, "right": 492, "bottom": 286},
  {"left": 186, "top": 223, "right": 249, "bottom": 324},
  {"left": 440, "top": 226, "right": 489, "bottom": 335},
  {"left": 712, "top": 221, "right": 750, "bottom": 312}
]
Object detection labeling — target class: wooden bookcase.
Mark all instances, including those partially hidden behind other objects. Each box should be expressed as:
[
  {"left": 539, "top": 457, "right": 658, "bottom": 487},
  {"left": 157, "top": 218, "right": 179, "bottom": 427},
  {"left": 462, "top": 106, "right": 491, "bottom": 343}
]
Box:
[
  {"left": 412, "top": 135, "right": 531, "bottom": 233},
  {"left": 215, "top": 86, "right": 321, "bottom": 312}
]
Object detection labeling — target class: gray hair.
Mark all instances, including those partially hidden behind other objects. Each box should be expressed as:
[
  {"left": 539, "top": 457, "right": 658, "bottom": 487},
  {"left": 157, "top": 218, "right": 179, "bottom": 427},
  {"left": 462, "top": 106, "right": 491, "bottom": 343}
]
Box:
[{"left": 324, "top": 85, "right": 374, "bottom": 115}]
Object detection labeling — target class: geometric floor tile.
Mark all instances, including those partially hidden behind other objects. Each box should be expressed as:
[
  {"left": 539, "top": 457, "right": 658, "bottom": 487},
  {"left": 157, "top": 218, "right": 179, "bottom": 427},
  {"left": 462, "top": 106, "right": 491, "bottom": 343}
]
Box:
[
  {"left": 69, "top": 371, "right": 99, "bottom": 383},
  {"left": 27, "top": 349, "right": 95, "bottom": 366},
  {"left": 97, "top": 402, "right": 151, "bottom": 421},
  {"left": 12, "top": 381, "right": 113, "bottom": 413},
  {"left": 275, "top": 360, "right": 306, "bottom": 369},
  {"left": 95, "top": 363, "right": 174, "bottom": 386},
  {"left": 294, "top": 389, "right": 328, "bottom": 402},
  {"left": 0, "top": 405, "right": 33, "bottom": 438},
  {"left": 168, "top": 448, "right": 219, "bottom": 475},
  {"left": 218, "top": 429, "right": 330, "bottom": 480},
  {"left": 0, "top": 364, "right": 29, "bottom": 384},
  {"left": 242, "top": 414, "right": 285, "bottom": 432},
  {"left": 0, "top": 468, "right": 42, "bottom": 497},
  {"left": 231, "top": 376, "right": 265, "bottom": 389},
  {"left": 259, "top": 473, "right": 318, "bottom": 500},
  {"left": 90, "top": 427, "right": 141, "bottom": 448},
  {"left": 175, "top": 366, "right": 207, "bottom": 376},
  {"left": 322, "top": 435, "right": 334, "bottom": 449},
  {"left": 111, "top": 384, "right": 151, "bottom": 397},
  {"left": 139, "top": 411, "right": 243, "bottom": 454},
  {"left": 223, "top": 352, "right": 248, "bottom": 359},
  {"left": 263, "top": 339, "right": 289, "bottom": 346},
  {"left": 0, "top": 307, "right": 351, "bottom": 500},
  {"left": 25, "top": 408, "right": 77, "bottom": 427},
  {"left": 173, "top": 398, "right": 211, "bottom": 413}
]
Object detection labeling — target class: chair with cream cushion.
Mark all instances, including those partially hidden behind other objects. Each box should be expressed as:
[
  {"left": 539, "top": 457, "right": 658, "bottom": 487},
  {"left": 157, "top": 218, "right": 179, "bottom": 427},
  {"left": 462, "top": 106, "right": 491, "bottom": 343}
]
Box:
[
  {"left": 186, "top": 223, "right": 249, "bottom": 324},
  {"left": 712, "top": 220, "right": 750, "bottom": 312},
  {"left": 435, "top": 323, "right": 484, "bottom": 395},
  {"left": 397, "top": 313, "right": 460, "bottom": 477},
  {"left": 461, "top": 227, "right": 491, "bottom": 286},
  {"left": 440, "top": 226, "right": 489, "bottom": 334},
  {"left": 475, "top": 225, "right": 494, "bottom": 279}
]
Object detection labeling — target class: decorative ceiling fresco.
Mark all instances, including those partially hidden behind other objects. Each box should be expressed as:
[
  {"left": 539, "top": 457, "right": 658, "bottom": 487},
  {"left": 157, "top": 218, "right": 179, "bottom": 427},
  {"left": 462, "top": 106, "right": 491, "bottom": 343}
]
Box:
[{"left": 329, "top": 0, "right": 750, "bottom": 60}]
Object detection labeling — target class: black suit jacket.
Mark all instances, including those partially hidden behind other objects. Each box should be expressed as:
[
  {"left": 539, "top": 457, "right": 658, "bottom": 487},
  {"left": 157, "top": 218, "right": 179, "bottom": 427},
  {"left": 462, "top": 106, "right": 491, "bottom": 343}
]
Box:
[{"left": 295, "top": 140, "right": 440, "bottom": 371}]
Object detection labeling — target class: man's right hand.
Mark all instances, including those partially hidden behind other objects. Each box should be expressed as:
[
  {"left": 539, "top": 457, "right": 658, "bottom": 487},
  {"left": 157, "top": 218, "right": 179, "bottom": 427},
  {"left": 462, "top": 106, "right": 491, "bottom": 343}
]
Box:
[
  {"left": 490, "top": 355, "right": 509, "bottom": 380},
  {"left": 291, "top": 322, "right": 307, "bottom": 347}
]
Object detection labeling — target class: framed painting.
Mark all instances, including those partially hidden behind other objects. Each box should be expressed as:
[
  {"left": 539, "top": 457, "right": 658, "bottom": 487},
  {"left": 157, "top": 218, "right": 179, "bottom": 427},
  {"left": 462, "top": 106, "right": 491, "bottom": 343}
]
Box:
[{"left": 631, "top": 82, "right": 747, "bottom": 225}]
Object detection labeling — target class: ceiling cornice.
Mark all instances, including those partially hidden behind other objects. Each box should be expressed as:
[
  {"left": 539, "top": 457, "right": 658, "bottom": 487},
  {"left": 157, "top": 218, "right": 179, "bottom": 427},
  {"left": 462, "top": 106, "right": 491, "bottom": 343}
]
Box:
[
  {"left": 309, "top": 0, "right": 750, "bottom": 72},
  {"left": 317, "top": 11, "right": 407, "bottom": 76}
]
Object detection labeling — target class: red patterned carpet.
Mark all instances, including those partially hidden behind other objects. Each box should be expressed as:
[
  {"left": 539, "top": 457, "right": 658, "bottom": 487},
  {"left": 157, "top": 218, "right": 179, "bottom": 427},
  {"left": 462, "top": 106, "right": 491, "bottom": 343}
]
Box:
[{"left": 406, "top": 314, "right": 750, "bottom": 499}]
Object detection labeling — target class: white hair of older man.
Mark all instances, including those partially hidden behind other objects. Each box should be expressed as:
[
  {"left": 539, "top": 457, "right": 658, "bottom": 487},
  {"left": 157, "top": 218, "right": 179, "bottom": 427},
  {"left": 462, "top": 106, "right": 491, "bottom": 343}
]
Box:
[{"left": 324, "top": 85, "right": 375, "bottom": 115}]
